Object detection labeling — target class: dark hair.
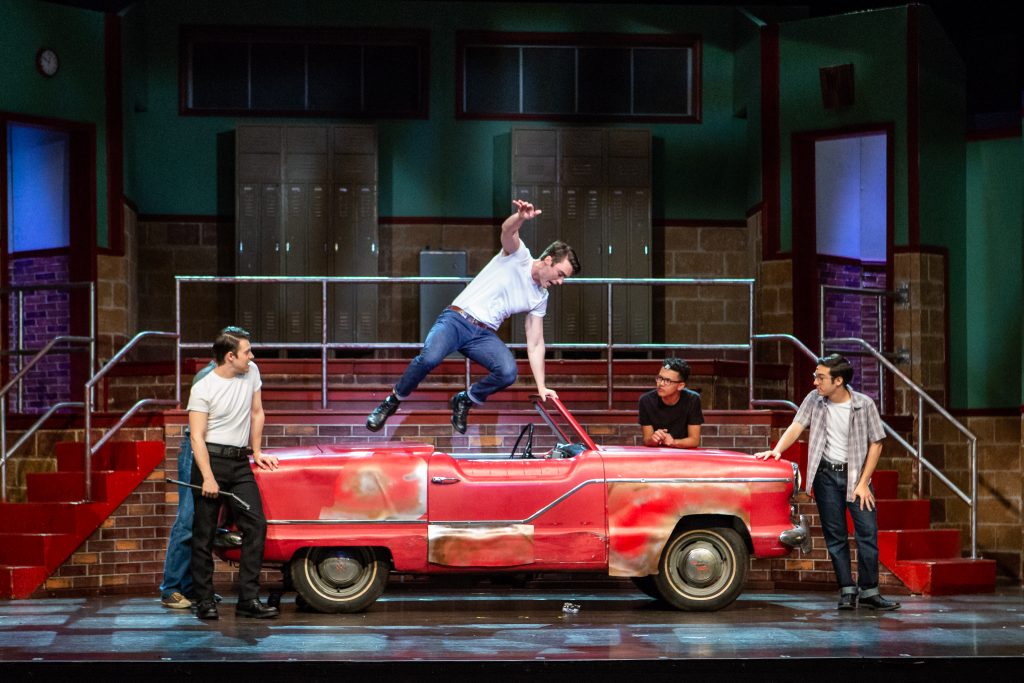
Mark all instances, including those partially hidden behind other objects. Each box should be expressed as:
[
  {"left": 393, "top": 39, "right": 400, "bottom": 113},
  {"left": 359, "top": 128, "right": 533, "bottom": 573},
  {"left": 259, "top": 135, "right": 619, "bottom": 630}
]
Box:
[
  {"left": 539, "top": 241, "right": 581, "bottom": 276},
  {"left": 662, "top": 357, "right": 691, "bottom": 383},
  {"left": 213, "top": 326, "right": 251, "bottom": 364},
  {"left": 818, "top": 353, "right": 853, "bottom": 385}
]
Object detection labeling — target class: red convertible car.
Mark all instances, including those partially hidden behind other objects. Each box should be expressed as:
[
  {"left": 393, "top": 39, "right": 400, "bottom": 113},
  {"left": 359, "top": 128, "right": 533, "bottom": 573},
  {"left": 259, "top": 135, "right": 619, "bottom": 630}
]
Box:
[{"left": 217, "top": 397, "right": 809, "bottom": 612}]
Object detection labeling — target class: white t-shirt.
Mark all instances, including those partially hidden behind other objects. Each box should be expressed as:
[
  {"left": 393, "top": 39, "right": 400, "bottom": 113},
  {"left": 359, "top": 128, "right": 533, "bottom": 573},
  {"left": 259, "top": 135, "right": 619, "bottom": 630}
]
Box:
[
  {"left": 187, "top": 361, "right": 262, "bottom": 447},
  {"left": 823, "top": 399, "right": 852, "bottom": 464},
  {"left": 450, "top": 242, "right": 548, "bottom": 330}
]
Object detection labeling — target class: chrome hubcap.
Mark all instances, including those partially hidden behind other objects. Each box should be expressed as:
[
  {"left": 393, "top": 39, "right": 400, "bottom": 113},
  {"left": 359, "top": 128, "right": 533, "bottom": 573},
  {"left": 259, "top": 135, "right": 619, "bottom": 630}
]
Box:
[{"left": 680, "top": 542, "right": 722, "bottom": 587}]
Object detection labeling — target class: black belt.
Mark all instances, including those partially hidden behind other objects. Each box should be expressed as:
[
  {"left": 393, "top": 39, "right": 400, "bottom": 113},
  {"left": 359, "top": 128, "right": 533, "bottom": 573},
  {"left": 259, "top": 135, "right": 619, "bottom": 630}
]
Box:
[
  {"left": 206, "top": 443, "right": 253, "bottom": 460},
  {"left": 447, "top": 306, "right": 495, "bottom": 331},
  {"left": 820, "top": 460, "right": 847, "bottom": 472}
]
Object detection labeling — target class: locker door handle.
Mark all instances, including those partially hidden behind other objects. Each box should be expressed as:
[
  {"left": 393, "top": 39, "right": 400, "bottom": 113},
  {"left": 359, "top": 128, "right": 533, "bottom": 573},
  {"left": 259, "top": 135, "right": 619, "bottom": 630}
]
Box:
[
  {"left": 286, "top": 242, "right": 291, "bottom": 252},
  {"left": 275, "top": 242, "right": 280, "bottom": 252}
]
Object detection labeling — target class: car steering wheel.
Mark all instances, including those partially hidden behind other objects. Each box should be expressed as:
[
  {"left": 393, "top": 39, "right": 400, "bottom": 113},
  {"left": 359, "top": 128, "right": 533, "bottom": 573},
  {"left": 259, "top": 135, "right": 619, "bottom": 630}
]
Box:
[{"left": 509, "top": 423, "right": 534, "bottom": 459}]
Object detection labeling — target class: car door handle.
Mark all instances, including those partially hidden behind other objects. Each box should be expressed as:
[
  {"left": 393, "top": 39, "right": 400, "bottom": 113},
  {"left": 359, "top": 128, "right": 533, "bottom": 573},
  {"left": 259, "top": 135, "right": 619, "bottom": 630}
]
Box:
[{"left": 431, "top": 476, "right": 460, "bottom": 485}]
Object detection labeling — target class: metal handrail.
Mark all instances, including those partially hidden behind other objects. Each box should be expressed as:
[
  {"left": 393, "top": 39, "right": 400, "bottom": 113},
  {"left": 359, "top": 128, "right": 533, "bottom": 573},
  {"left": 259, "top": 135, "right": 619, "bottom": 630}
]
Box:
[
  {"left": 752, "top": 332, "right": 978, "bottom": 558},
  {"left": 0, "top": 336, "right": 92, "bottom": 502},
  {"left": 1, "top": 281, "right": 96, "bottom": 413},
  {"left": 82, "top": 331, "right": 179, "bottom": 501},
  {"left": 175, "top": 275, "right": 756, "bottom": 409}
]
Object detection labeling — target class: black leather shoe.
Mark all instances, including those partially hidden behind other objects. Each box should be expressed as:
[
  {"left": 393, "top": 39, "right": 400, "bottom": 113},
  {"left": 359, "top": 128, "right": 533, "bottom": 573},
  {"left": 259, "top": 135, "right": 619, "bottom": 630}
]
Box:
[
  {"left": 837, "top": 593, "right": 856, "bottom": 610},
  {"left": 859, "top": 594, "right": 900, "bottom": 611},
  {"left": 235, "top": 598, "right": 280, "bottom": 619},
  {"left": 450, "top": 391, "right": 473, "bottom": 434},
  {"left": 366, "top": 393, "right": 400, "bottom": 432},
  {"left": 196, "top": 599, "right": 219, "bottom": 620}
]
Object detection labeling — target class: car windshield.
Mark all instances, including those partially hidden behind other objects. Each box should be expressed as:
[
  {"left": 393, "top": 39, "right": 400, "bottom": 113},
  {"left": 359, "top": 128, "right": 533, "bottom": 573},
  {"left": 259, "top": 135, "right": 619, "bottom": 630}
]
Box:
[{"left": 532, "top": 396, "right": 597, "bottom": 453}]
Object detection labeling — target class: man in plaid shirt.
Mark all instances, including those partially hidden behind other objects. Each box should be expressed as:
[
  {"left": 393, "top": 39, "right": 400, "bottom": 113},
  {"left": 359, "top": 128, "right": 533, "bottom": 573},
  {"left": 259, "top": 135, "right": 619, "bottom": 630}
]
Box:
[{"left": 757, "top": 353, "right": 900, "bottom": 611}]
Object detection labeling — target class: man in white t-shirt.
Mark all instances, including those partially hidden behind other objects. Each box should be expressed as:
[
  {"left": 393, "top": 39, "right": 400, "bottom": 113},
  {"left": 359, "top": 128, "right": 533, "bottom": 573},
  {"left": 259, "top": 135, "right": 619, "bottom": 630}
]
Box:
[
  {"left": 756, "top": 353, "right": 899, "bottom": 611},
  {"left": 366, "top": 200, "right": 580, "bottom": 434},
  {"left": 188, "top": 326, "right": 280, "bottom": 620}
]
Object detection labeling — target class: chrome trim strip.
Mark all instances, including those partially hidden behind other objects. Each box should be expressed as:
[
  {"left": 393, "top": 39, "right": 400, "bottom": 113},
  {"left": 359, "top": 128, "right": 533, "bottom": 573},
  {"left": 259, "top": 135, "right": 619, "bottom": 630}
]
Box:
[{"left": 268, "top": 475, "right": 790, "bottom": 527}]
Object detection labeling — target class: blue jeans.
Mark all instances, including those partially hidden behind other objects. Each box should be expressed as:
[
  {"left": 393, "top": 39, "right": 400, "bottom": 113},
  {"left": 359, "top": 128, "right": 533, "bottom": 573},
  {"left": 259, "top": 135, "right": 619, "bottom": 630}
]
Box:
[
  {"left": 160, "top": 432, "right": 194, "bottom": 600},
  {"left": 394, "top": 309, "right": 517, "bottom": 404},
  {"left": 813, "top": 467, "right": 880, "bottom": 592}
]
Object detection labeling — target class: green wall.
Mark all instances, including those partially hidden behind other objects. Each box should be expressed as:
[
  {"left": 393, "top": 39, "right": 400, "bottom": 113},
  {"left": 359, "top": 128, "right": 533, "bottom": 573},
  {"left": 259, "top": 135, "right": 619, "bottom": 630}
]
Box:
[
  {"left": 777, "top": 7, "right": 911, "bottom": 251},
  {"left": 965, "top": 135, "right": 1023, "bottom": 408},
  {"left": 0, "top": 0, "right": 109, "bottom": 246},
  {"left": 122, "top": 0, "right": 750, "bottom": 220}
]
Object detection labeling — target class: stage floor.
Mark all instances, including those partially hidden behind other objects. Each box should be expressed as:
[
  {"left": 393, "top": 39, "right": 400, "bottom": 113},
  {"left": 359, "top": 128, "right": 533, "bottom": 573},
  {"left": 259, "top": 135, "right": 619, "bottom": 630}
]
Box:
[{"left": 2, "top": 584, "right": 1022, "bottom": 680}]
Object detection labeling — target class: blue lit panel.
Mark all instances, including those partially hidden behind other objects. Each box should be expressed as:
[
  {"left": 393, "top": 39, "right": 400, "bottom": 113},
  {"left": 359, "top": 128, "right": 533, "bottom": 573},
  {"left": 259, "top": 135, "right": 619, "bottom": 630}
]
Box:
[
  {"left": 814, "top": 134, "right": 886, "bottom": 262},
  {"left": 6, "top": 123, "right": 71, "bottom": 253}
]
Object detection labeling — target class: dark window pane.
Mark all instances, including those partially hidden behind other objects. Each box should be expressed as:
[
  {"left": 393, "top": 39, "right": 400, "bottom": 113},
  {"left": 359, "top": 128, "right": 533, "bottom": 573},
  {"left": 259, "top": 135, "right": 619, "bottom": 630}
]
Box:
[
  {"left": 463, "top": 46, "right": 519, "bottom": 114},
  {"left": 522, "top": 47, "right": 574, "bottom": 114},
  {"left": 633, "top": 48, "right": 691, "bottom": 114},
  {"left": 309, "top": 44, "right": 362, "bottom": 113},
  {"left": 252, "top": 43, "right": 305, "bottom": 110},
  {"left": 192, "top": 42, "right": 248, "bottom": 109},
  {"left": 364, "top": 45, "right": 422, "bottom": 114},
  {"left": 578, "top": 48, "right": 630, "bottom": 114}
]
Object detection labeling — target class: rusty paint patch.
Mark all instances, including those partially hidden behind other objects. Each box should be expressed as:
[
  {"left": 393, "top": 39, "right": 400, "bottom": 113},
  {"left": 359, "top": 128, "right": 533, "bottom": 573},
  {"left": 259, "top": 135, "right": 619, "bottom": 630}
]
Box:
[
  {"left": 319, "top": 456, "right": 427, "bottom": 521},
  {"left": 428, "top": 524, "right": 534, "bottom": 567},
  {"left": 606, "top": 482, "right": 752, "bottom": 576}
]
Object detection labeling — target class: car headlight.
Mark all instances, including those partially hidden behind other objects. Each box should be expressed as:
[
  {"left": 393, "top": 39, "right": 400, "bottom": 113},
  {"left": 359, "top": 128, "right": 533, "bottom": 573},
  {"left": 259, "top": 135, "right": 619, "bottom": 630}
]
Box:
[{"left": 789, "top": 460, "right": 802, "bottom": 493}]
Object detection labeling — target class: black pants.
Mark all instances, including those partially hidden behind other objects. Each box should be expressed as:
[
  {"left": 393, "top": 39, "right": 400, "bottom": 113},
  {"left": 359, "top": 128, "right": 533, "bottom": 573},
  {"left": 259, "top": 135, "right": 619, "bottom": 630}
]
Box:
[{"left": 190, "top": 454, "right": 267, "bottom": 602}]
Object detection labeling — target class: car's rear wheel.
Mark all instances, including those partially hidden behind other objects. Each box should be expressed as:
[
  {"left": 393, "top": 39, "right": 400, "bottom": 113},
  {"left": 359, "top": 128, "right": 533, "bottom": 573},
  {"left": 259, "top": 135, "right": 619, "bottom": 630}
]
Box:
[
  {"left": 653, "top": 527, "right": 748, "bottom": 611},
  {"left": 290, "top": 547, "right": 388, "bottom": 613}
]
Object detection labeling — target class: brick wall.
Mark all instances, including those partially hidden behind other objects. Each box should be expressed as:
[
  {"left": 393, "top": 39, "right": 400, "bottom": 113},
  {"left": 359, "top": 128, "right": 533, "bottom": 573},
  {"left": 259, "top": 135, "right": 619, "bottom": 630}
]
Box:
[
  {"left": 6, "top": 254, "right": 72, "bottom": 413},
  {"left": 95, "top": 204, "right": 139, "bottom": 362},
  {"left": 658, "top": 223, "right": 756, "bottom": 348},
  {"left": 136, "top": 217, "right": 230, "bottom": 356}
]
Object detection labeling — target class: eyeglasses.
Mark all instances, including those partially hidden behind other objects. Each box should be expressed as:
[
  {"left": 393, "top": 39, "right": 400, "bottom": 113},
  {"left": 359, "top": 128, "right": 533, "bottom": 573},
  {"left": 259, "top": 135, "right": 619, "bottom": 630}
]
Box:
[{"left": 655, "top": 376, "right": 683, "bottom": 385}]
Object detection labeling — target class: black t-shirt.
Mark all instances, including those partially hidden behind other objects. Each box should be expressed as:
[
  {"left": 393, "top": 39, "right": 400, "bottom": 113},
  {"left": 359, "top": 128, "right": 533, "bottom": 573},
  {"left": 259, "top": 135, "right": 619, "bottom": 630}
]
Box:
[{"left": 638, "top": 388, "right": 704, "bottom": 438}]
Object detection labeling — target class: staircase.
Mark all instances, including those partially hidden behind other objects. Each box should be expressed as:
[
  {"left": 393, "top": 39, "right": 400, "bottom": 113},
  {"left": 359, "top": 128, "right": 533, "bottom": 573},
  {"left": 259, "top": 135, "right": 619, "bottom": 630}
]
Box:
[
  {"left": 0, "top": 440, "right": 164, "bottom": 599},
  {"left": 788, "top": 442, "right": 996, "bottom": 595}
]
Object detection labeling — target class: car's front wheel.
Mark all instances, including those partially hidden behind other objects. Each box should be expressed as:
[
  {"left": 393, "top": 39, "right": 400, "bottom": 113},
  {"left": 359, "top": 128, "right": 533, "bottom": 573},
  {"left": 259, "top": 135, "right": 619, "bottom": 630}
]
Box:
[
  {"left": 653, "top": 527, "right": 748, "bottom": 611},
  {"left": 290, "top": 547, "right": 389, "bottom": 613}
]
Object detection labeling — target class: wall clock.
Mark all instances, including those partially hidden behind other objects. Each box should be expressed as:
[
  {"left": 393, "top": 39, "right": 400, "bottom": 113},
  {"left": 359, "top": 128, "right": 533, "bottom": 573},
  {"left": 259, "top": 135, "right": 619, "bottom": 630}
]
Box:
[{"left": 36, "top": 48, "right": 59, "bottom": 77}]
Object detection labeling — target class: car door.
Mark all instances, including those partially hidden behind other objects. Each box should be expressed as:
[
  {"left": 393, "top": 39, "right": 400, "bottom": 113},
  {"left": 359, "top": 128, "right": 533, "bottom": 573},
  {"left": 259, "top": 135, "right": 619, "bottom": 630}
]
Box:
[{"left": 426, "top": 450, "right": 607, "bottom": 569}]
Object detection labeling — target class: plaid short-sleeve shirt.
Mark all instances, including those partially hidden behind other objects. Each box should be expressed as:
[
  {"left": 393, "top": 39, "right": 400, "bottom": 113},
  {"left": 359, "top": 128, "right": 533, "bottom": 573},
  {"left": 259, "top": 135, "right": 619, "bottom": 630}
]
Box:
[{"left": 793, "top": 388, "right": 886, "bottom": 502}]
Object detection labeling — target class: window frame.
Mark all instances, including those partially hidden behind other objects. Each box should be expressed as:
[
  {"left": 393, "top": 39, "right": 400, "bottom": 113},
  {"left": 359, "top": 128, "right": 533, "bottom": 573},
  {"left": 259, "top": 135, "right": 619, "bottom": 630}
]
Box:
[
  {"left": 456, "top": 31, "right": 702, "bottom": 123},
  {"left": 179, "top": 25, "right": 431, "bottom": 119}
]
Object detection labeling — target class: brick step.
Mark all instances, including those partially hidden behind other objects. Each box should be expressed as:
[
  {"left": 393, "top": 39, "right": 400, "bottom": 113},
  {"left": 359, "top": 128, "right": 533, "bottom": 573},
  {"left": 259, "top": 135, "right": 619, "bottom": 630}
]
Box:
[
  {"left": 0, "top": 532, "right": 79, "bottom": 566},
  {"left": 55, "top": 440, "right": 147, "bottom": 472},
  {"left": 847, "top": 499, "right": 932, "bottom": 531},
  {"left": 0, "top": 565, "right": 49, "bottom": 598},
  {"left": 25, "top": 470, "right": 138, "bottom": 503},
  {"left": 892, "top": 558, "right": 998, "bottom": 595},
  {"left": 871, "top": 470, "right": 898, "bottom": 499},
  {"left": 878, "top": 528, "right": 963, "bottom": 562},
  {"left": 0, "top": 502, "right": 107, "bottom": 534},
  {"left": 0, "top": 441, "right": 166, "bottom": 599}
]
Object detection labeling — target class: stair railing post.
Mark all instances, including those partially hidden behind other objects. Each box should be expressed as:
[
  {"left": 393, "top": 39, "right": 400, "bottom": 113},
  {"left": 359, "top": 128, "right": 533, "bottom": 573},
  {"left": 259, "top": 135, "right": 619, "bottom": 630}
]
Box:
[
  {"left": 748, "top": 281, "right": 755, "bottom": 410},
  {"left": 917, "top": 395, "right": 925, "bottom": 500},
  {"left": 1, "top": 394, "right": 7, "bottom": 502},
  {"left": 321, "top": 279, "right": 328, "bottom": 410},
  {"left": 970, "top": 436, "right": 978, "bottom": 559},
  {"left": 84, "top": 379, "right": 93, "bottom": 502},
  {"left": 606, "top": 282, "right": 613, "bottom": 410},
  {"left": 17, "top": 290, "right": 24, "bottom": 412}
]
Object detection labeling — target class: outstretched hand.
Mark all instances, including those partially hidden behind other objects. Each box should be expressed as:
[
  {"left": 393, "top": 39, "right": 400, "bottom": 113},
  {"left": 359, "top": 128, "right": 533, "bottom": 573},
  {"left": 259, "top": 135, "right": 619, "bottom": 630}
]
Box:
[
  {"left": 512, "top": 199, "right": 543, "bottom": 221},
  {"left": 537, "top": 387, "right": 559, "bottom": 402}
]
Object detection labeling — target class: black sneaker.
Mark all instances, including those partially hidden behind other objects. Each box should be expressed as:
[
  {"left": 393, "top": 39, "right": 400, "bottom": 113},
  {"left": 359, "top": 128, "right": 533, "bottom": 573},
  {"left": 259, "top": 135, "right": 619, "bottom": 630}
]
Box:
[
  {"left": 366, "top": 393, "right": 400, "bottom": 432},
  {"left": 450, "top": 391, "right": 473, "bottom": 434}
]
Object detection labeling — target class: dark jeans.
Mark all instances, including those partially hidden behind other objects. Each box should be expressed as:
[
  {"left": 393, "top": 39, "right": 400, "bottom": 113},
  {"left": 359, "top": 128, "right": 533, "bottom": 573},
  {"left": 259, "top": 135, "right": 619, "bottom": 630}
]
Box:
[
  {"left": 812, "top": 467, "right": 879, "bottom": 592},
  {"left": 190, "top": 454, "right": 266, "bottom": 602},
  {"left": 394, "top": 309, "right": 517, "bottom": 404},
  {"left": 160, "top": 432, "right": 194, "bottom": 599}
]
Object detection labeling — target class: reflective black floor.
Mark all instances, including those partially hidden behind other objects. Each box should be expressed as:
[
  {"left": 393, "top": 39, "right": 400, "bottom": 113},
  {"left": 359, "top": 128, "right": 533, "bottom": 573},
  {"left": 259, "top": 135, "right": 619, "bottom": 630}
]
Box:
[{"left": 2, "top": 584, "right": 1022, "bottom": 681}]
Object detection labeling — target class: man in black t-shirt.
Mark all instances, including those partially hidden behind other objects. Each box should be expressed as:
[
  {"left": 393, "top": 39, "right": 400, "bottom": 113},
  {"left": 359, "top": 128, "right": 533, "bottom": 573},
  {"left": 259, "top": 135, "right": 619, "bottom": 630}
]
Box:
[{"left": 638, "top": 358, "right": 704, "bottom": 449}]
